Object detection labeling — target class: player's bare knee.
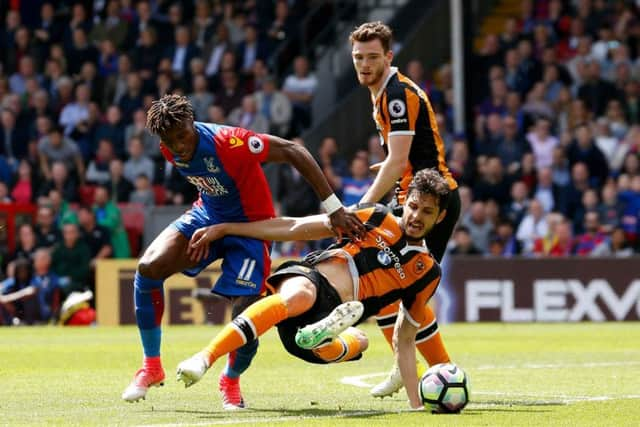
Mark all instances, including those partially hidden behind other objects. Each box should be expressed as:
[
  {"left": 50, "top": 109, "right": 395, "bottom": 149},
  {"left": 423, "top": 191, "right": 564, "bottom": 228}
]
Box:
[
  {"left": 138, "top": 255, "right": 169, "bottom": 280},
  {"left": 279, "top": 277, "right": 316, "bottom": 316}
]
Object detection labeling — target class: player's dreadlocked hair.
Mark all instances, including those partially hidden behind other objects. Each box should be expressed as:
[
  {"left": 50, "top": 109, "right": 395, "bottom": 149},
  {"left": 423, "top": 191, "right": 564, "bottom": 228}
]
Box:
[
  {"left": 146, "top": 94, "right": 194, "bottom": 137},
  {"left": 408, "top": 168, "right": 450, "bottom": 211}
]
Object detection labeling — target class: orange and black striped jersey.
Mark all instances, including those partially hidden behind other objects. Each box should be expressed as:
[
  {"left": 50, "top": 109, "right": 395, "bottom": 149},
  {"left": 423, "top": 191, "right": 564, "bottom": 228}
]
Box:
[
  {"left": 372, "top": 67, "right": 457, "bottom": 203},
  {"left": 315, "top": 204, "right": 441, "bottom": 326}
]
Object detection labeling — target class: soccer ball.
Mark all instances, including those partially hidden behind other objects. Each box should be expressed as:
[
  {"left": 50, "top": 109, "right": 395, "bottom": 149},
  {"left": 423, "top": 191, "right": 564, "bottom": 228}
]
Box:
[{"left": 419, "top": 363, "right": 470, "bottom": 413}]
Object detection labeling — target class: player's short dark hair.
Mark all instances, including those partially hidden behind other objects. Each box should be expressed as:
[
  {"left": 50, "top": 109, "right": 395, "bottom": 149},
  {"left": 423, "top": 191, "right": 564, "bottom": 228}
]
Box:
[
  {"left": 407, "top": 168, "right": 450, "bottom": 211},
  {"left": 146, "top": 94, "right": 194, "bottom": 137},
  {"left": 349, "top": 21, "right": 393, "bottom": 52}
]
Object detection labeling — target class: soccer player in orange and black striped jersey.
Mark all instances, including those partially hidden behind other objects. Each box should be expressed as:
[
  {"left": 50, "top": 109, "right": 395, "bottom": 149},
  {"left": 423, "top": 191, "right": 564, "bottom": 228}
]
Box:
[
  {"left": 350, "top": 21, "right": 461, "bottom": 396},
  {"left": 176, "top": 168, "right": 450, "bottom": 409}
]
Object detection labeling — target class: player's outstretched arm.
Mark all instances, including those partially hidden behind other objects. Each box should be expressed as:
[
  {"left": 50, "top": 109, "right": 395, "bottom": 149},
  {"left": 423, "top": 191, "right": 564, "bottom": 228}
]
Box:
[
  {"left": 265, "top": 135, "right": 366, "bottom": 241},
  {"left": 187, "top": 215, "right": 335, "bottom": 262},
  {"left": 393, "top": 307, "right": 422, "bottom": 409},
  {"left": 360, "top": 134, "right": 411, "bottom": 204}
]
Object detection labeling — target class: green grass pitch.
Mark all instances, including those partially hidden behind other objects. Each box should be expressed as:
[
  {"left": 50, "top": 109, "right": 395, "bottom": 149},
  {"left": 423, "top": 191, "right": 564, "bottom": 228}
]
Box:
[{"left": 1, "top": 322, "right": 639, "bottom": 426}]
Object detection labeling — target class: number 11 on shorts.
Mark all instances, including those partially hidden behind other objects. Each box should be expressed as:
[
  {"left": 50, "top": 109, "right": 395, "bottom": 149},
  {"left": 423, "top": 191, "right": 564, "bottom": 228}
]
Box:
[{"left": 238, "top": 258, "right": 256, "bottom": 282}]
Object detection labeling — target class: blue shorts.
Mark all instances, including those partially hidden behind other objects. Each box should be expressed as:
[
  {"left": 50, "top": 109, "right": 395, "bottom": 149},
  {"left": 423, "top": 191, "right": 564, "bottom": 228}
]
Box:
[{"left": 172, "top": 205, "right": 272, "bottom": 297}]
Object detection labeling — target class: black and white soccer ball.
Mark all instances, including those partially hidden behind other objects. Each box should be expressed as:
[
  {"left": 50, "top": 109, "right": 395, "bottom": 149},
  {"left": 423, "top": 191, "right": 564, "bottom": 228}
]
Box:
[{"left": 419, "top": 362, "right": 470, "bottom": 413}]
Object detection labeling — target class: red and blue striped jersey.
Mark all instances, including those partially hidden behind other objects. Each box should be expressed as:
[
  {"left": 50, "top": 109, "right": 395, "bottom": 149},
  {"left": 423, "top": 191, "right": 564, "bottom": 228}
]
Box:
[{"left": 161, "top": 121, "right": 275, "bottom": 222}]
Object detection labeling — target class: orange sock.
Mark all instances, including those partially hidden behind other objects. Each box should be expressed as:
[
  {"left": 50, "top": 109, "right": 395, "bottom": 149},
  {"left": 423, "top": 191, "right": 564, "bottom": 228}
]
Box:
[
  {"left": 415, "top": 304, "right": 450, "bottom": 365},
  {"left": 312, "top": 330, "right": 364, "bottom": 363},
  {"left": 203, "top": 294, "right": 288, "bottom": 365},
  {"left": 375, "top": 302, "right": 450, "bottom": 366}
]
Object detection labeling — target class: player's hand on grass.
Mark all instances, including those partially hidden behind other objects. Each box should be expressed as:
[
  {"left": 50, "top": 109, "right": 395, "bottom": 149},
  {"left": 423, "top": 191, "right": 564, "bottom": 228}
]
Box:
[
  {"left": 329, "top": 207, "right": 367, "bottom": 242},
  {"left": 188, "top": 225, "right": 225, "bottom": 261}
]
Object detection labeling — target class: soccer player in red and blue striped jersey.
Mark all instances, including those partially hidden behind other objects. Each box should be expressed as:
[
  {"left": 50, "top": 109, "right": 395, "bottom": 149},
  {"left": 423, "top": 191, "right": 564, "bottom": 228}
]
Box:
[{"left": 121, "top": 94, "right": 365, "bottom": 409}]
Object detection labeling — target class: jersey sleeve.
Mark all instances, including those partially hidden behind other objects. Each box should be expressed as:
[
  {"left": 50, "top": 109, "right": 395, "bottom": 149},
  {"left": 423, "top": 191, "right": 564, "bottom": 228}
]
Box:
[
  {"left": 353, "top": 203, "right": 392, "bottom": 227},
  {"left": 400, "top": 261, "right": 441, "bottom": 327},
  {"left": 384, "top": 85, "right": 417, "bottom": 136},
  {"left": 215, "top": 126, "right": 271, "bottom": 164}
]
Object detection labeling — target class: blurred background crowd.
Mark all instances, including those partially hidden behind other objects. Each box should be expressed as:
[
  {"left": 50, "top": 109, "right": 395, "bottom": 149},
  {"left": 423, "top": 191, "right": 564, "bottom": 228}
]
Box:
[{"left": 1, "top": 0, "right": 640, "bottom": 325}]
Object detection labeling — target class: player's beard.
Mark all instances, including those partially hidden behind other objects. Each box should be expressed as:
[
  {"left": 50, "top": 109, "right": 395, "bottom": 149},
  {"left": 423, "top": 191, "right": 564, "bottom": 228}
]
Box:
[{"left": 360, "top": 64, "right": 385, "bottom": 89}]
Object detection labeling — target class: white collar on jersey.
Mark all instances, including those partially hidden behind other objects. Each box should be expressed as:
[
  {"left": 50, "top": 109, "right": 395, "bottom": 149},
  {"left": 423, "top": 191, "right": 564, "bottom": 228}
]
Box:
[
  {"left": 373, "top": 66, "right": 398, "bottom": 103},
  {"left": 392, "top": 215, "right": 430, "bottom": 255}
]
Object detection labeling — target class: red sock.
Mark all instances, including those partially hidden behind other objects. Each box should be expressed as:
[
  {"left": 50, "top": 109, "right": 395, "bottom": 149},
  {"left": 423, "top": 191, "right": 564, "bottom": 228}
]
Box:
[{"left": 143, "top": 356, "right": 162, "bottom": 371}]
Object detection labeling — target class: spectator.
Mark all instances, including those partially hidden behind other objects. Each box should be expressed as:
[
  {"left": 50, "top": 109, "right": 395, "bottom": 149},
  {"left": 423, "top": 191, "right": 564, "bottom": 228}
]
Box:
[
  {"left": 77, "top": 205, "right": 112, "bottom": 269},
  {"left": 565, "top": 161, "right": 592, "bottom": 221},
  {"left": 574, "top": 210, "right": 608, "bottom": 255},
  {"left": 124, "top": 137, "right": 154, "bottom": 184},
  {"left": 494, "top": 219, "right": 521, "bottom": 256},
  {"left": 532, "top": 216, "right": 574, "bottom": 257},
  {"left": 0, "top": 108, "right": 29, "bottom": 164},
  {"left": 51, "top": 222, "right": 91, "bottom": 296},
  {"left": 504, "top": 180, "right": 530, "bottom": 227},
  {"left": 0, "top": 259, "right": 37, "bottom": 325},
  {"left": 132, "top": 27, "right": 161, "bottom": 83},
  {"left": 29, "top": 248, "right": 61, "bottom": 323},
  {"left": 237, "top": 24, "right": 269, "bottom": 77},
  {"left": 93, "top": 185, "right": 131, "bottom": 258},
  {"left": 590, "top": 226, "right": 635, "bottom": 257},
  {"left": 11, "top": 223, "right": 40, "bottom": 264},
  {"left": 187, "top": 74, "right": 215, "bottom": 121},
  {"left": 496, "top": 115, "right": 530, "bottom": 174},
  {"left": 516, "top": 198, "right": 549, "bottom": 254},
  {"left": 526, "top": 116, "right": 558, "bottom": 169},
  {"left": 164, "top": 25, "right": 200, "bottom": 83},
  {"left": 104, "top": 54, "right": 132, "bottom": 106},
  {"left": 107, "top": 159, "right": 133, "bottom": 203},
  {"left": 449, "top": 226, "right": 482, "bottom": 255},
  {"left": 11, "top": 160, "right": 36, "bottom": 205},
  {"left": 282, "top": 56, "right": 318, "bottom": 133},
  {"left": 566, "top": 123, "right": 609, "bottom": 187},
  {"left": 117, "top": 72, "right": 144, "bottom": 125},
  {"left": 598, "top": 182, "right": 623, "bottom": 232},
  {"left": 191, "top": 0, "right": 216, "bottom": 50},
  {"left": 95, "top": 105, "right": 126, "bottom": 156},
  {"left": 533, "top": 167, "right": 567, "bottom": 213},
  {"left": 9, "top": 55, "right": 42, "bottom": 96},
  {"left": 322, "top": 152, "right": 373, "bottom": 207},
  {"left": 96, "top": 39, "right": 119, "bottom": 79},
  {"left": 214, "top": 70, "right": 244, "bottom": 116},
  {"left": 86, "top": 139, "right": 116, "bottom": 185},
  {"left": 90, "top": 0, "right": 129, "bottom": 49},
  {"left": 462, "top": 201, "right": 494, "bottom": 252},
  {"left": 228, "top": 95, "right": 269, "bottom": 134},
  {"left": 266, "top": 0, "right": 296, "bottom": 51},
  {"left": 34, "top": 205, "right": 61, "bottom": 248},
  {"left": 124, "top": 111, "right": 158, "bottom": 161},
  {"left": 0, "top": 182, "right": 11, "bottom": 203},
  {"left": 59, "top": 83, "right": 91, "bottom": 136},
  {"left": 473, "top": 156, "right": 511, "bottom": 206},
  {"left": 254, "top": 75, "right": 292, "bottom": 136},
  {"left": 551, "top": 146, "right": 571, "bottom": 186},
  {"left": 129, "top": 174, "right": 155, "bottom": 207},
  {"left": 203, "top": 22, "right": 232, "bottom": 82},
  {"left": 577, "top": 60, "right": 620, "bottom": 117},
  {"left": 66, "top": 27, "right": 99, "bottom": 76},
  {"left": 39, "top": 161, "right": 77, "bottom": 203}
]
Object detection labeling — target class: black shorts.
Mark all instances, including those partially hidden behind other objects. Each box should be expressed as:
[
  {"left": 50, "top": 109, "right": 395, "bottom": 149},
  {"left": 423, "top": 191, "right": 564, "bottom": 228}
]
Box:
[{"left": 267, "top": 261, "right": 362, "bottom": 364}]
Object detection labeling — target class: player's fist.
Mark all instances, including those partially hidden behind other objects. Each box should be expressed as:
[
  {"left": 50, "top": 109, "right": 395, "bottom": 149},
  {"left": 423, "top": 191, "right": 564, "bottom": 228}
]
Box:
[{"left": 328, "top": 208, "right": 367, "bottom": 242}]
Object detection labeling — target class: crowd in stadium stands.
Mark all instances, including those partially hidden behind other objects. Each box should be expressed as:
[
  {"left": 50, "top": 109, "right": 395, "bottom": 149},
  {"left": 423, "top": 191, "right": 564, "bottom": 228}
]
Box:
[{"left": 2, "top": 0, "right": 640, "bottom": 325}]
